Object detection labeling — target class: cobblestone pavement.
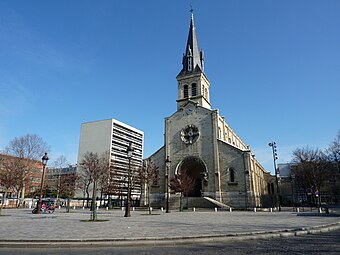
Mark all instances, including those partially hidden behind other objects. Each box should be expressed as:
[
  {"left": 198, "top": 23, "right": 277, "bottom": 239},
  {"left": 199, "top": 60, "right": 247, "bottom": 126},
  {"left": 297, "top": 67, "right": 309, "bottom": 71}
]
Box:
[{"left": 0, "top": 207, "right": 339, "bottom": 242}]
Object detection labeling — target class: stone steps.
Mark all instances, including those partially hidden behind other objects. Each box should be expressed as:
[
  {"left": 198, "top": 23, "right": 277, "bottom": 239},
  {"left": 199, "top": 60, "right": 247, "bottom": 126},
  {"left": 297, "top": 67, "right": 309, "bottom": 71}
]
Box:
[{"left": 169, "top": 196, "right": 232, "bottom": 209}]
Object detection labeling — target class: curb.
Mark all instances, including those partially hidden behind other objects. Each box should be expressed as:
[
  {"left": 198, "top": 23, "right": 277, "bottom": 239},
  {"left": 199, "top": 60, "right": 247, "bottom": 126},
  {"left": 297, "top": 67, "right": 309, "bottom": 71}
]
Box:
[{"left": 1, "top": 222, "right": 339, "bottom": 248}]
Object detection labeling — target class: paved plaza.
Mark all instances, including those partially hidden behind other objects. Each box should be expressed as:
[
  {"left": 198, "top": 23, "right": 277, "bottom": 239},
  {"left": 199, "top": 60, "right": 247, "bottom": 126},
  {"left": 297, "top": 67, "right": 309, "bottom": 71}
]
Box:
[{"left": 0, "top": 207, "right": 339, "bottom": 247}]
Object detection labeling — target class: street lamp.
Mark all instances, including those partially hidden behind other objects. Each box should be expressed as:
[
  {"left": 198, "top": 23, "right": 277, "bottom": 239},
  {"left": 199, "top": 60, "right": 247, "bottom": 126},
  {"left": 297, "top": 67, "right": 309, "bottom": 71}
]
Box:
[
  {"left": 124, "top": 143, "right": 134, "bottom": 217},
  {"left": 291, "top": 173, "right": 296, "bottom": 206},
  {"left": 165, "top": 156, "right": 171, "bottom": 213},
  {"left": 37, "top": 153, "right": 49, "bottom": 214},
  {"left": 268, "top": 142, "right": 281, "bottom": 211},
  {"left": 56, "top": 167, "right": 62, "bottom": 204}
]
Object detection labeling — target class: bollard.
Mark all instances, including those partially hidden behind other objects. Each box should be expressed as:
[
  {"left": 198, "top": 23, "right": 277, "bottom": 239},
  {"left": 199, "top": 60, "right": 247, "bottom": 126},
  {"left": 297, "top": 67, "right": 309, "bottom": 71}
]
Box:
[
  {"left": 297, "top": 208, "right": 300, "bottom": 213},
  {"left": 254, "top": 207, "right": 257, "bottom": 212},
  {"left": 106, "top": 207, "right": 108, "bottom": 210},
  {"left": 73, "top": 206, "right": 76, "bottom": 210},
  {"left": 229, "top": 208, "right": 232, "bottom": 213},
  {"left": 82, "top": 206, "right": 85, "bottom": 210},
  {"left": 59, "top": 205, "right": 61, "bottom": 210},
  {"left": 193, "top": 207, "right": 196, "bottom": 212},
  {"left": 96, "top": 206, "right": 99, "bottom": 210},
  {"left": 121, "top": 207, "right": 124, "bottom": 211},
  {"left": 215, "top": 207, "right": 218, "bottom": 212},
  {"left": 133, "top": 207, "right": 135, "bottom": 211},
  {"left": 319, "top": 207, "right": 322, "bottom": 213},
  {"left": 150, "top": 207, "right": 153, "bottom": 212},
  {"left": 161, "top": 207, "right": 164, "bottom": 212},
  {"left": 270, "top": 208, "right": 273, "bottom": 213}
]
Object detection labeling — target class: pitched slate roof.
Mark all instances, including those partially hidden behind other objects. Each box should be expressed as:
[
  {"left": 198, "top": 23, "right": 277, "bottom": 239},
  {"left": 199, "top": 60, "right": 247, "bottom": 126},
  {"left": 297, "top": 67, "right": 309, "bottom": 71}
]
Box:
[{"left": 177, "top": 14, "right": 204, "bottom": 77}]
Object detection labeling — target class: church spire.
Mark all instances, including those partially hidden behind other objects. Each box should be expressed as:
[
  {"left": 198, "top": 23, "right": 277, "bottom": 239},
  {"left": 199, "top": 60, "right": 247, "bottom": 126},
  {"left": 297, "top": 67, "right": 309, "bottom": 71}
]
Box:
[
  {"left": 178, "top": 13, "right": 205, "bottom": 77},
  {"left": 176, "top": 12, "right": 211, "bottom": 110}
]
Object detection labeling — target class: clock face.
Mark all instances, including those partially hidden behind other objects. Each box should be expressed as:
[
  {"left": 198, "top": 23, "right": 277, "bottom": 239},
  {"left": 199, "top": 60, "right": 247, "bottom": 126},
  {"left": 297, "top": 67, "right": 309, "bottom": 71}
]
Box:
[
  {"left": 185, "top": 107, "right": 193, "bottom": 114},
  {"left": 181, "top": 125, "right": 199, "bottom": 144}
]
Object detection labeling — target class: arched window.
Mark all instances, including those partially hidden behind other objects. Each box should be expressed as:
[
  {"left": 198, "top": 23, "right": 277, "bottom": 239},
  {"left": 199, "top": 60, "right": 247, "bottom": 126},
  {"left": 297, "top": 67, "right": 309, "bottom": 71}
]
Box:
[
  {"left": 191, "top": 83, "right": 197, "bottom": 96},
  {"left": 183, "top": 85, "right": 188, "bottom": 98},
  {"left": 205, "top": 88, "right": 208, "bottom": 98},
  {"left": 229, "top": 168, "right": 236, "bottom": 183}
]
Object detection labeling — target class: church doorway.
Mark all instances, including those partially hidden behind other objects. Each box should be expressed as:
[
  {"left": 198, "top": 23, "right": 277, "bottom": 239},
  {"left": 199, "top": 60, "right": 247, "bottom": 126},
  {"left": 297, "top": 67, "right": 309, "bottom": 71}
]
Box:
[{"left": 178, "top": 156, "right": 207, "bottom": 197}]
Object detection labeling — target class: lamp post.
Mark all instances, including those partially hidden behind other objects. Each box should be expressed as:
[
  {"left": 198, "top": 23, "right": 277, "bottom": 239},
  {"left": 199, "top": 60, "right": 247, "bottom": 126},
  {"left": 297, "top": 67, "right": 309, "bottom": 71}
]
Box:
[
  {"left": 291, "top": 173, "right": 296, "bottom": 207},
  {"left": 124, "top": 143, "right": 134, "bottom": 217},
  {"left": 165, "top": 156, "right": 171, "bottom": 213},
  {"left": 37, "top": 153, "right": 49, "bottom": 214},
  {"left": 268, "top": 142, "right": 281, "bottom": 211},
  {"left": 56, "top": 167, "right": 62, "bottom": 205}
]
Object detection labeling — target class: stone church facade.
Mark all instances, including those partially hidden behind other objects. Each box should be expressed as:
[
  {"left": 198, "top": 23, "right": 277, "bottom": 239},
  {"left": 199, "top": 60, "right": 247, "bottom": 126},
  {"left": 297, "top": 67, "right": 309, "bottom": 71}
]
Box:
[{"left": 145, "top": 14, "right": 274, "bottom": 209}]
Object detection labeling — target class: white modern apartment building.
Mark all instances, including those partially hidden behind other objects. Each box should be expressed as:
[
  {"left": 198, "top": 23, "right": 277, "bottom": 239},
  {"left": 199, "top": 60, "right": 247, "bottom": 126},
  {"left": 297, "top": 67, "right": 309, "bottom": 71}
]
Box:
[{"left": 77, "top": 119, "right": 144, "bottom": 201}]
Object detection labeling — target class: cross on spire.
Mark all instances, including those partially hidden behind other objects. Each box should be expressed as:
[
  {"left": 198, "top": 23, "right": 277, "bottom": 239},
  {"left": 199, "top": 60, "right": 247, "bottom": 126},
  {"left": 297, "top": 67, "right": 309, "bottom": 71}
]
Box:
[{"left": 190, "top": 3, "right": 194, "bottom": 15}]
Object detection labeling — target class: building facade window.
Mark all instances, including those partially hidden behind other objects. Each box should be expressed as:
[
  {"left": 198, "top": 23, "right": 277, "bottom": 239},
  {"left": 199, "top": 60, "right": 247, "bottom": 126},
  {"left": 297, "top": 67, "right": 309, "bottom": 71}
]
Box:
[
  {"left": 229, "top": 168, "right": 236, "bottom": 183},
  {"left": 152, "top": 172, "right": 159, "bottom": 186},
  {"left": 271, "top": 183, "right": 275, "bottom": 194},
  {"left": 191, "top": 83, "right": 197, "bottom": 96},
  {"left": 184, "top": 85, "right": 189, "bottom": 98}
]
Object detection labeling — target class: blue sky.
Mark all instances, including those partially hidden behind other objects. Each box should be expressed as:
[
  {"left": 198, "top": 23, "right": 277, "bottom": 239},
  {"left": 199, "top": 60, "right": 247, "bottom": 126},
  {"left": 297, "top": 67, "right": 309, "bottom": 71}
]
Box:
[{"left": 0, "top": 0, "right": 339, "bottom": 174}]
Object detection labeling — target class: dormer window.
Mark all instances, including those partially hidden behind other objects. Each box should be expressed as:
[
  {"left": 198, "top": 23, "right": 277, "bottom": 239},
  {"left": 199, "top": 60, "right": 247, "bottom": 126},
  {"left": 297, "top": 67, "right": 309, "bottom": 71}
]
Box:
[
  {"left": 191, "top": 83, "right": 197, "bottom": 96},
  {"left": 187, "top": 58, "right": 192, "bottom": 71}
]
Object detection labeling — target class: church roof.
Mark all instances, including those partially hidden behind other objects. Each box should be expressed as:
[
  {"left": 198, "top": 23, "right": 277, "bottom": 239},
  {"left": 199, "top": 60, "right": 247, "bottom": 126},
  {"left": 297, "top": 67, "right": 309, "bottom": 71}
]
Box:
[{"left": 177, "top": 14, "right": 204, "bottom": 77}]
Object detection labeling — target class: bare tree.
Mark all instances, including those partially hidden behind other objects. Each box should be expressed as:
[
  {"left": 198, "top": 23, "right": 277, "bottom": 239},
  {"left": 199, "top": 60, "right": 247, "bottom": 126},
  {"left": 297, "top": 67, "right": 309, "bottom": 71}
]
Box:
[
  {"left": 51, "top": 156, "right": 69, "bottom": 202},
  {"left": 4, "top": 134, "right": 50, "bottom": 206},
  {"left": 59, "top": 173, "right": 78, "bottom": 197},
  {"left": 292, "top": 147, "right": 332, "bottom": 206},
  {"left": 97, "top": 152, "right": 111, "bottom": 207},
  {"left": 0, "top": 157, "right": 22, "bottom": 214},
  {"left": 325, "top": 131, "right": 340, "bottom": 203},
  {"left": 327, "top": 130, "right": 340, "bottom": 170},
  {"left": 8, "top": 157, "right": 27, "bottom": 200},
  {"left": 139, "top": 159, "right": 159, "bottom": 214},
  {"left": 78, "top": 169, "right": 92, "bottom": 208},
  {"left": 169, "top": 170, "right": 196, "bottom": 211},
  {"left": 59, "top": 172, "right": 79, "bottom": 212},
  {"left": 79, "top": 152, "right": 108, "bottom": 221},
  {"left": 100, "top": 168, "right": 118, "bottom": 209}
]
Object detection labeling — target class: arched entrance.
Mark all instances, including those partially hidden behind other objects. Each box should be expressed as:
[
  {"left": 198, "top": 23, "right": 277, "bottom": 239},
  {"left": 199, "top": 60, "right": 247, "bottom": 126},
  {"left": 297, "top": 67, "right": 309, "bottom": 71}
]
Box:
[{"left": 178, "top": 156, "right": 207, "bottom": 197}]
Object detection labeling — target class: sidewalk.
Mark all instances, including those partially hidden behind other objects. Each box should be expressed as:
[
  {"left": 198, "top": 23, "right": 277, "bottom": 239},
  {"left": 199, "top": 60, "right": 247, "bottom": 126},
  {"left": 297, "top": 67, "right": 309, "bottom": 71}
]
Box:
[{"left": 0, "top": 208, "right": 339, "bottom": 247}]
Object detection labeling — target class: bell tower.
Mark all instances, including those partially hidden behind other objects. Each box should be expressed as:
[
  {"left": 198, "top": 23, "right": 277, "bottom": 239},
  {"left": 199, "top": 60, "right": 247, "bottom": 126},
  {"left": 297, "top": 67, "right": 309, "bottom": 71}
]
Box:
[{"left": 176, "top": 13, "right": 211, "bottom": 110}]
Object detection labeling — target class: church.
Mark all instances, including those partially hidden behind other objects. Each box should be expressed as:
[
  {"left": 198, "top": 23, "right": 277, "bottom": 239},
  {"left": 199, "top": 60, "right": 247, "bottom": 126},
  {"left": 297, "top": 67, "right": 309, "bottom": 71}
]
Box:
[{"left": 145, "top": 13, "right": 274, "bottom": 209}]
